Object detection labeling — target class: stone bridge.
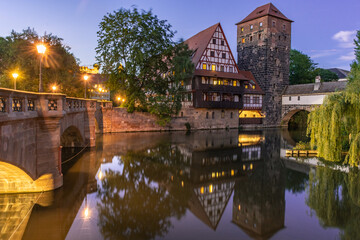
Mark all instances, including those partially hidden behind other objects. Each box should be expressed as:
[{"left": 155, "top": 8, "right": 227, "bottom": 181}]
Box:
[
  {"left": 281, "top": 104, "right": 314, "bottom": 127},
  {"left": 0, "top": 88, "right": 104, "bottom": 193}
]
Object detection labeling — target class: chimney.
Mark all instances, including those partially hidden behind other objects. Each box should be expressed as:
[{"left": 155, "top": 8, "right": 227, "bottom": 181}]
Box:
[{"left": 314, "top": 76, "right": 321, "bottom": 91}]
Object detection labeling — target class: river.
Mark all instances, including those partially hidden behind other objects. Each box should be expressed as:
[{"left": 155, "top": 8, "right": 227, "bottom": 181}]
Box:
[{"left": 1, "top": 129, "right": 359, "bottom": 240}]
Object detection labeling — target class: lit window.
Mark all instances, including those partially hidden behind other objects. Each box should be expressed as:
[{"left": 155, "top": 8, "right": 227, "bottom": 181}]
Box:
[
  {"left": 241, "top": 27, "right": 244, "bottom": 32},
  {"left": 210, "top": 51, "right": 215, "bottom": 57},
  {"left": 250, "top": 24, "right": 253, "bottom": 30},
  {"left": 209, "top": 184, "right": 213, "bottom": 193},
  {"left": 211, "top": 65, "right": 216, "bottom": 71},
  {"left": 245, "top": 85, "right": 248, "bottom": 89},
  {"left": 213, "top": 39, "right": 216, "bottom": 44},
  {"left": 233, "top": 80, "right": 237, "bottom": 86},
  {"left": 259, "top": 22, "right": 263, "bottom": 27},
  {"left": 202, "top": 63, "right": 207, "bottom": 70},
  {"left": 252, "top": 85, "right": 255, "bottom": 89},
  {"left": 242, "top": 38, "right": 245, "bottom": 43},
  {"left": 200, "top": 186, "right": 204, "bottom": 194}
]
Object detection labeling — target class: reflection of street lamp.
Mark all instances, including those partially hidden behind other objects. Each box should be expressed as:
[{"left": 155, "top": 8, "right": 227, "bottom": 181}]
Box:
[
  {"left": 12, "top": 73, "right": 18, "bottom": 90},
  {"left": 84, "top": 195, "right": 90, "bottom": 219},
  {"left": 83, "top": 75, "right": 89, "bottom": 98},
  {"left": 37, "top": 44, "right": 46, "bottom": 92}
]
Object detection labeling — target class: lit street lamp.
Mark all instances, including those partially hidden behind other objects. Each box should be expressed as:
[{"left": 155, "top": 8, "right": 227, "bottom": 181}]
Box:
[
  {"left": 51, "top": 85, "right": 57, "bottom": 93},
  {"left": 37, "top": 44, "right": 46, "bottom": 92},
  {"left": 84, "top": 75, "right": 89, "bottom": 98},
  {"left": 12, "top": 73, "right": 18, "bottom": 90}
]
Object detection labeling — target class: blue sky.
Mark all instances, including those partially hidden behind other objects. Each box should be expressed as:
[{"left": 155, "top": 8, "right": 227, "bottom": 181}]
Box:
[{"left": 0, "top": 0, "right": 359, "bottom": 70}]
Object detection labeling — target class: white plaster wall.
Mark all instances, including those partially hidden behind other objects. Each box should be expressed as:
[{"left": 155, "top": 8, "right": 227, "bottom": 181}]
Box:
[{"left": 282, "top": 94, "right": 327, "bottom": 105}]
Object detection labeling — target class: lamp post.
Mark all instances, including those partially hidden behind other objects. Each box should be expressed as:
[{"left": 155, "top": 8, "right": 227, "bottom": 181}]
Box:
[
  {"left": 52, "top": 85, "right": 57, "bottom": 93},
  {"left": 37, "top": 44, "right": 46, "bottom": 92},
  {"left": 84, "top": 75, "right": 89, "bottom": 98},
  {"left": 12, "top": 73, "right": 18, "bottom": 90}
]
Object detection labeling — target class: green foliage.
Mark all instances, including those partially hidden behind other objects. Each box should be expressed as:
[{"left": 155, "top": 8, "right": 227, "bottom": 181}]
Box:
[
  {"left": 313, "top": 68, "right": 339, "bottom": 82},
  {"left": 293, "top": 141, "right": 310, "bottom": 150},
  {"left": 307, "top": 30, "right": 360, "bottom": 165},
  {"left": 0, "top": 28, "right": 83, "bottom": 97},
  {"left": 290, "top": 49, "right": 317, "bottom": 85},
  {"left": 96, "top": 8, "right": 194, "bottom": 124}
]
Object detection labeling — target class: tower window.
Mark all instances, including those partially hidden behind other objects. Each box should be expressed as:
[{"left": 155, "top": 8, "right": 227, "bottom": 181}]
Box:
[
  {"left": 213, "top": 39, "right": 216, "bottom": 44},
  {"left": 242, "top": 38, "right": 245, "bottom": 43},
  {"left": 250, "top": 25, "right": 253, "bottom": 30},
  {"left": 258, "top": 34, "right": 261, "bottom": 40},
  {"left": 259, "top": 22, "right": 263, "bottom": 27},
  {"left": 210, "top": 51, "right": 215, "bottom": 57},
  {"left": 211, "top": 65, "right": 216, "bottom": 71},
  {"left": 284, "top": 36, "right": 287, "bottom": 41},
  {"left": 221, "top": 40, "right": 224, "bottom": 45},
  {"left": 202, "top": 63, "right": 207, "bottom": 70},
  {"left": 241, "top": 27, "right": 244, "bottom": 33},
  {"left": 272, "top": 21, "right": 276, "bottom": 27},
  {"left": 222, "top": 53, "right": 226, "bottom": 58},
  {"left": 250, "top": 36, "right": 253, "bottom": 41},
  {"left": 283, "top": 24, "right": 286, "bottom": 30}
]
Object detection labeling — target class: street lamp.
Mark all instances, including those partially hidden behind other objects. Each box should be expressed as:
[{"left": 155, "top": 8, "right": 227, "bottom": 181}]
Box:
[
  {"left": 37, "top": 44, "right": 46, "bottom": 92},
  {"left": 12, "top": 73, "right": 18, "bottom": 90},
  {"left": 84, "top": 75, "right": 89, "bottom": 98},
  {"left": 51, "top": 85, "right": 57, "bottom": 93}
]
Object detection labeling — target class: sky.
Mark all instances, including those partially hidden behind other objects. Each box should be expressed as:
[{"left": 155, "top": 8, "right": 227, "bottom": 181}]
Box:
[{"left": 0, "top": 0, "right": 359, "bottom": 71}]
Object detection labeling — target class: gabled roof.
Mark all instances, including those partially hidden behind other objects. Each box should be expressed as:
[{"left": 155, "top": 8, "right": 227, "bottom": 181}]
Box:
[
  {"left": 282, "top": 81, "right": 347, "bottom": 96},
  {"left": 239, "top": 71, "right": 264, "bottom": 94},
  {"left": 184, "top": 23, "right": 220, "bottom": 67},
  {"left": 184, "top": 23, "right": 249, "bottom": 80},
  {"left": 327, "top": 68, "right": 350, "bottom": 79},
  {"left": 236, "top": 3, "right": 293, "bottom": 25}
]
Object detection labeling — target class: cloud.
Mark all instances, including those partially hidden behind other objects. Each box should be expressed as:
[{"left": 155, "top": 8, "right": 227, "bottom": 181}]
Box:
[
  {"left": 310, "top": 49, "right": 337, "bottom": 59},
  {"left": 332, "top": 30, "right": 356, "bottom": 48},
  {"left": 339, "top": 52, "right": 355, "bottom": 61}
]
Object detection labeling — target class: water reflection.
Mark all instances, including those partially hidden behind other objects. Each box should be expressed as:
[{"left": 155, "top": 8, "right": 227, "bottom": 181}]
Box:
[{"left": 1, "top": 129, "right": 360, "bottom": 239}]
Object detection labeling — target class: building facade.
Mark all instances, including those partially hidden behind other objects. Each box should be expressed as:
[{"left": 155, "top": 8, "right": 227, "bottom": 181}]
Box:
[
  {"left": 182, "top": 23, "right": 264, "bottom": 128},
  {"left": 236, "top": 3, "right": 293, "bottom": 127}
]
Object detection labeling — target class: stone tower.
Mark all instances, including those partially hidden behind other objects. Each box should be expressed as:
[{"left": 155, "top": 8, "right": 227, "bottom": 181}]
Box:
[{"left": 236, "top": 3, "right": 292, "bottom": 126}]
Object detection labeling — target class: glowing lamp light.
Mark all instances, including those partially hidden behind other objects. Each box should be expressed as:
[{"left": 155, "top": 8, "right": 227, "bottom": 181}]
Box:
[
  {"left": 52, "top": 85, "right": 57, "bottom": 92},
  {"left": 98, "top": 170, "right": 103, "bottom": 180},
  {"left": 12, "top": 73, "right": 19, "bottom": 79},
  {"left": 209, "top": 184, "right": 213, "bottom": 193},
  {"left": 84, "top": 75, "right": 89, "bottom": 81},
  {"left": 122, "top": 99, "right": 125, "bottom": 102},
  {"left": 84, "top": 207, "right": 89, "bottom": 218},
  {"left": 36, "top": 44, "right": 46, "bottom": 54},
  {"left": 181, "top": 181, "right": 184, "bottom": 187},
  {"left": 200, "top": 186, "right": 204, "bottom": 194}
]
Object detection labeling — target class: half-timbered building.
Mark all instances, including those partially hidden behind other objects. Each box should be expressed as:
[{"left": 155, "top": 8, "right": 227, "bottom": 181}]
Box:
[{"left": 181, "top": 23, "right": 264, "bottom": 128}]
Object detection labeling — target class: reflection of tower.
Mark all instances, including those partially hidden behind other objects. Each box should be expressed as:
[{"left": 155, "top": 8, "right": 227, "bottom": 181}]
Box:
[{"left": 232, "top": 130, "right": 285, "bottom": 239}]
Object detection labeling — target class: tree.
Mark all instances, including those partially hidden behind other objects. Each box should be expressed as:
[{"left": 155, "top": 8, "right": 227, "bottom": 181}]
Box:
[
  {"left": 307, "top": 30, "right": 360, "bottom": 165},
  {"left": 96, "top": 8, "right": 194, "bottom": 124},
  {"left": 289, "top": 49, "right": 317, "bottom": 85},
  {"left": 313, "top": 68, "right": 339, "bottom": 82},
  {"left": 0, "top": 28, "right": 83, "bottom": 97}
]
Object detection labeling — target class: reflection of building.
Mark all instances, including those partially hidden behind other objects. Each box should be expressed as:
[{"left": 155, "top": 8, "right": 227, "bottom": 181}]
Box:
[
  {"left": 80, "top": 65, "right": 110, "bottom": 101},
  {"left": 170, "top": 130, "right": 265, "bottom": 230},
  {"left": 232, "top": 130, "right": 286, "bottom": 239}
]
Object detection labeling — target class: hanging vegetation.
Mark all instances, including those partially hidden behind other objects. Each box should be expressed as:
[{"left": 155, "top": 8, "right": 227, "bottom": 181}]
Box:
[{"left": 307, "top": 30, "right": 360, "bottom": 165}]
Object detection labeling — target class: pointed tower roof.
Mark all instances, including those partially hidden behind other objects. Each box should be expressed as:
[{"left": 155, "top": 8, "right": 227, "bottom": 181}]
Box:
[
  {"left": 184, "top": 23, "right": 220, "bottom": 66},
  {"left": 236, "top": 3, "right": 293, "bottom": 25}
]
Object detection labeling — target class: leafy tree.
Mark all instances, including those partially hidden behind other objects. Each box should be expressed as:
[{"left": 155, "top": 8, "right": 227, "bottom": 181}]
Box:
[
  {"left": 0, "top": 28, "right": 83, "bottom": 97},
  {"left": 289, "top": 49, "right": 318, "bottom": 85},
  {"left": 313, "top": 68, "right": 339, "bottom": 82},
  {"left": 96, "top": 8, "right": 194, "bottom": 124},
  {"left": 307, "top": 30, "right": 360, "bottom": 164}
]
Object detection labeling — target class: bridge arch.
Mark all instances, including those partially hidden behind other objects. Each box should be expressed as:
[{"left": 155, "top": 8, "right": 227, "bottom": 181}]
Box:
[
  {"left": 61, "top": 125, "right": 85, "bottom": 148},
  {"left": 0, "top": 161, "right": 57, "bottom": 193},
  {"left": 281, "top": 106, "right": 312, "bottom": 127}
]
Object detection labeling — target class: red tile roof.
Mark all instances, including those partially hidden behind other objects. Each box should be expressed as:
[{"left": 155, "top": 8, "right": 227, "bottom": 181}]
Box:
[{"left": 236, "top": 3, "right": 293, "bottom": 25}]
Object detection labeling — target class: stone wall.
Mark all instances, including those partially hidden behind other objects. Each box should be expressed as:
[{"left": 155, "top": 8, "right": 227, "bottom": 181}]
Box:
[{"left": 96, "top": 107, "right": 239, "bottom": 133}]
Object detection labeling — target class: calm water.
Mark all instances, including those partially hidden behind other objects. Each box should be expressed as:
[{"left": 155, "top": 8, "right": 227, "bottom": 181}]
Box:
[{"left": 1, "top": 129, "right": 360, "bottom": 240}]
